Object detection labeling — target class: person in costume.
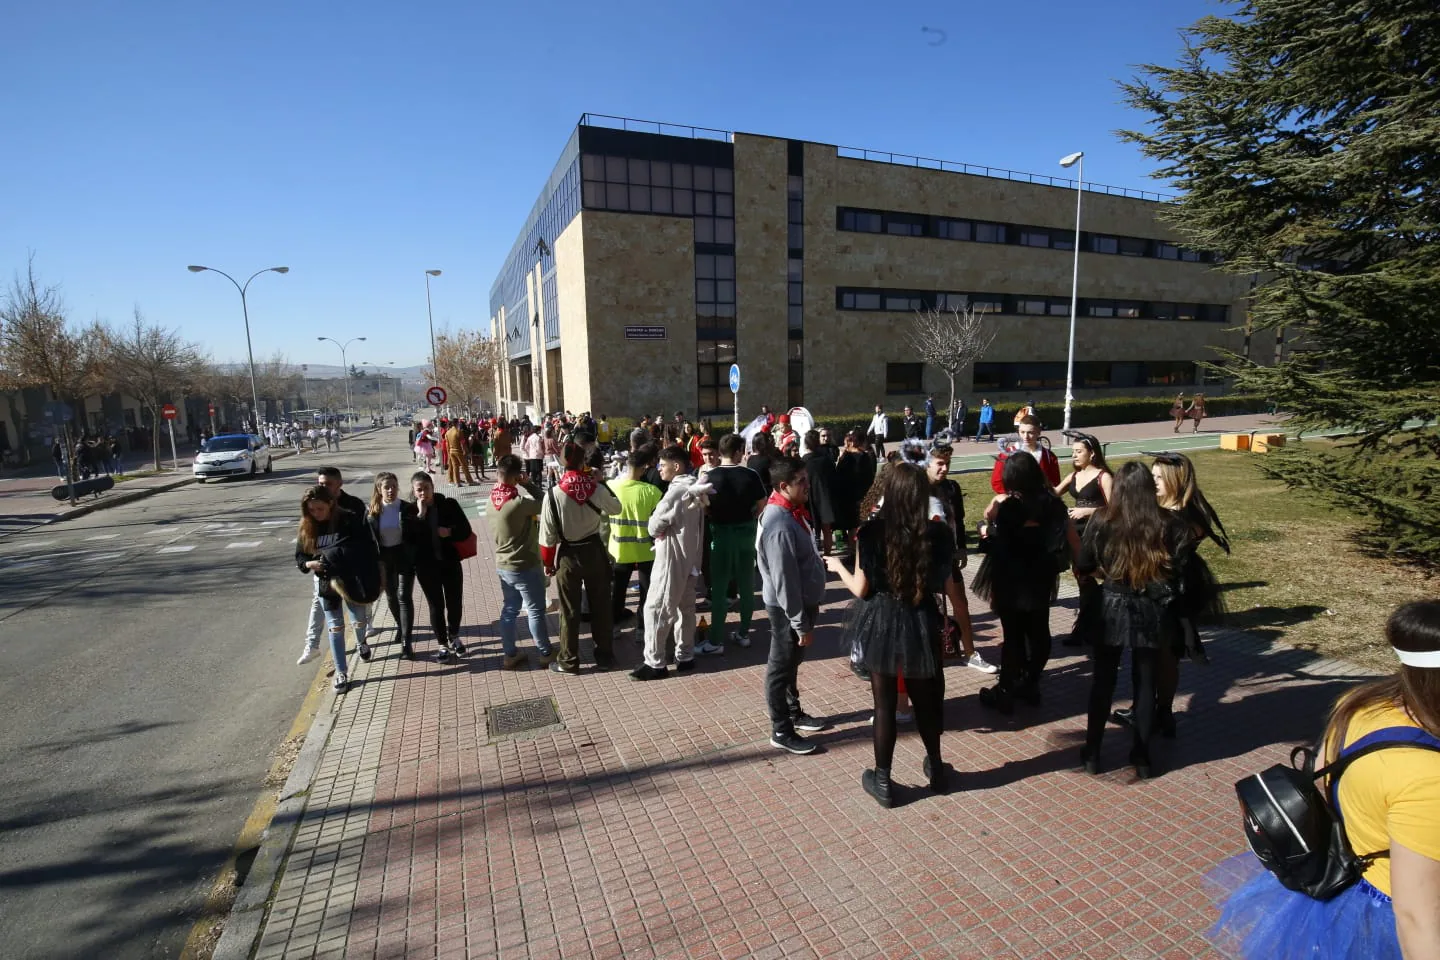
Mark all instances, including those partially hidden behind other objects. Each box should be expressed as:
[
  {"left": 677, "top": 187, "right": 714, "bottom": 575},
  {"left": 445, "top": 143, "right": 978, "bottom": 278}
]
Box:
[
  {"left": 826, "top": 463, "right": 956, "bottom": 805},
  {"left": 1056, "top": 431, "right": 1113, "bottom": 647},
  {"left": 833, "top": 429, "right": 877, "bottom": 554},
  {"left": 989, "top": 415, "right": 1061, "bottom": 494},
  {"left": 540, "top": 442, "right": 622, "bottom": 674},
  {"left": 488, "top": 455, "right": 554, "bottom": 670},
  {"left": 1074, "top": 461, "right": 1191, "bottom": 779},
  {"left": 1206, "top": 601, "right": 1440, "bottom": 960},
  {"left": 973, "top": 453, "right": 1079, "bottom": 714},
  {"left": 802, "top": 429, "right": 837, "bottom": 556},
  {"left": 631, "top": 447, "right": 713, "bottom": 681}
]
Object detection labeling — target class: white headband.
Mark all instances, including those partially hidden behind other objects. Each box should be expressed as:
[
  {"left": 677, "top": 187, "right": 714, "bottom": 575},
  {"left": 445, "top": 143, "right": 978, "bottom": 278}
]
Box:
[{"left": 1395, "top": 647, "right": 1440, "bottom": 669}]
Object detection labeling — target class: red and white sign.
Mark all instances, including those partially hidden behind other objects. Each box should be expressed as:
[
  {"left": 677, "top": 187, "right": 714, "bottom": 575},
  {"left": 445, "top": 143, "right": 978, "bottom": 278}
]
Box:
[
  {"left": 207, "top": 402, "right": 216, "bottom": 415},
  {"left": 161, "top": 403, "right": 178, "bottom": 421},
  {"left": 425, "top": 386, "right": 447, "bottom": 406}
]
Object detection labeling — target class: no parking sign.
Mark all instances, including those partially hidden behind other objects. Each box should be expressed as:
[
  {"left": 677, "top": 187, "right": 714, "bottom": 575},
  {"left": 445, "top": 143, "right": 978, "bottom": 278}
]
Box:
[{"left": 426, "top": 386, "right": 447, "bottom": 406}]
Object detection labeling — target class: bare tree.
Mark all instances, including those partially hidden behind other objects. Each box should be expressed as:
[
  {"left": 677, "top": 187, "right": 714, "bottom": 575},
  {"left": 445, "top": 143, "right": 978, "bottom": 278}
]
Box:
[
  {"left": 105, "top": 306, "right": 205, "bottom": 470},
  {"left": 903, "top": 303, "right": 998, "bottom": 418},
  {"left": 428, "top": 328, "right": 506, "bottom": 415},
  {"left": 0, "top": 257, "right": 109, "bottom": 503}
]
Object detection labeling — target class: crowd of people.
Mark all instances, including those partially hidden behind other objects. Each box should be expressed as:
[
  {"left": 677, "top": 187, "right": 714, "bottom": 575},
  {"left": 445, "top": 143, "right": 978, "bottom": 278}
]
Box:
[{"left": 286, "top": 403, "right": 1440, "bottom": 959}]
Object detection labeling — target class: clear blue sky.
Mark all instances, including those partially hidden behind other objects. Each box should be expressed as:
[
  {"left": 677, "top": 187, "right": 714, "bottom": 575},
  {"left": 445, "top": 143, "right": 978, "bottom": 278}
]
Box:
[{"left": 3, "top": 0, "right": 1216, "bottom": 371}]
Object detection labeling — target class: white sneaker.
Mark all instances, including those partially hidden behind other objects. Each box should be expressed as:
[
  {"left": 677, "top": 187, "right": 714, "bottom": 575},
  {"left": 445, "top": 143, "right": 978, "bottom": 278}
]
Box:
[
  {"left": 964, "top": 652, "right": 999, "bottom": 675},
  {"left": 695, "top": 640, "right": 725, "bottom": 656},
  {"left": 297, "top": 642, "right": 320, "bottom": 665},
  {"left": 729, "top": 631, "right": 752, "bottom": 649}
]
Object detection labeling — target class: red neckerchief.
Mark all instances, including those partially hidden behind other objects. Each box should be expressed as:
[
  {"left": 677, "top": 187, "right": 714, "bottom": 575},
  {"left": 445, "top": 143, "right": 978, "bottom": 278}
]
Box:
[
  {"left": 767, "top": 490, "right": 812, "bottom": 530},
  {"left": 490, "top": 482, "right": 518, "bottom": 512},
  {"left": 558, "top": 469, "right": 597, "bottom": 504}
]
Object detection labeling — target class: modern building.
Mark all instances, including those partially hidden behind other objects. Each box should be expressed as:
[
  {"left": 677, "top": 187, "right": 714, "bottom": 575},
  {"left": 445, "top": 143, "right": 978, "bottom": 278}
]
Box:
[{"left": 488, "top": 114, "right": 1260, "bottom": 423}]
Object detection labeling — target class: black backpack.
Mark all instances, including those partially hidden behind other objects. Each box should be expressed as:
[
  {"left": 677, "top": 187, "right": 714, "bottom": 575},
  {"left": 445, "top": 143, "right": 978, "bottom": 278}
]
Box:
[{"left": 1235, "top": 724, "right": 1440, "bottom": 900}]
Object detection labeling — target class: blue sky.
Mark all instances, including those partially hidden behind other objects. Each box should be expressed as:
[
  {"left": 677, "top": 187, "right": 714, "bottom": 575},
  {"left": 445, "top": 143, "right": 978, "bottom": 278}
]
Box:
[{"left": 2, "top": 0, "right": 1218, "bottom": 370}]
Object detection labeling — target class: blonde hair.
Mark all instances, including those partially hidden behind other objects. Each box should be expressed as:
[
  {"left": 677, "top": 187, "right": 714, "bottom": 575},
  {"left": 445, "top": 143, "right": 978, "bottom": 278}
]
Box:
[
  {"left": 369, "top": 471, "right": 399, "bottom": 517},
  {"left": 1152, "top": 459, "right": 1194, "bottom": 511}
]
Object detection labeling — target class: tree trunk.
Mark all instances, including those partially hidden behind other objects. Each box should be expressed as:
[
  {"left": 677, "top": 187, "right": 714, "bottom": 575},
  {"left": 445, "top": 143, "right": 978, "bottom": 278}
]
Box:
[
  {"left": 947, "top": 372, "right": 956, "bottom": 430},
  {"left": 62, "top": 421, "right": 77, "bottom": 506}
]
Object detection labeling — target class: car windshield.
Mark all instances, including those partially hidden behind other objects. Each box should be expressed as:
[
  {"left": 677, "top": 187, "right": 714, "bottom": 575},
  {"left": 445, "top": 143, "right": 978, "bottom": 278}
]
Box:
[{"left": 205, "top": 437, "right": 250, "bottom": 452}]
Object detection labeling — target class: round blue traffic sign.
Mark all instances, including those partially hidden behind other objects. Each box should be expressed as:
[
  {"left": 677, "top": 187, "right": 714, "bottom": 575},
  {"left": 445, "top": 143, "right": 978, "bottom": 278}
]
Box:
[{"left": 728, "top": 364, "right": 740, "bottom": 394}]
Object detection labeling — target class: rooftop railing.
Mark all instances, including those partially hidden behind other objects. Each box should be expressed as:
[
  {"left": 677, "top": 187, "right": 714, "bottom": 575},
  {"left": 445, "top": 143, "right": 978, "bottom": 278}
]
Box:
[
  {"left": 576, "top": 113, "right": 1174, "bottom": 203},
  {"left": 579, "top": 113, "right": 733, "bottom": 143},
  {"left": 835, "top": 146, "right": 1174, "bottom": 203}
]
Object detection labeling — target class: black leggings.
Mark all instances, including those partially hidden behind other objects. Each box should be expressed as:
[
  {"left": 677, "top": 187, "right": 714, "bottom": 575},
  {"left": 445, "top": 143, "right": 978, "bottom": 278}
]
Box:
[
  {"left": 1088, "top": 645, "right": 1158, "bottom": 761},
  {"left": 381, "top": 550, "right": 415, "bottom": 647},
  {"left": 870, "top": 672, "right": 944, "bottom": 770},
  {"left": 416, "top": 562, "right": 463, "bottom": 646},
  {"left": 998, "top": 608, "right": 1052, "bottom": 691}
]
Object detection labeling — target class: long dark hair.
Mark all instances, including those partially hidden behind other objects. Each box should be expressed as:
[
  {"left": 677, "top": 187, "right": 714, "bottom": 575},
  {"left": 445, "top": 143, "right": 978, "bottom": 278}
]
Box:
[
  {"left": 999, "top": 451, "right": 1060, "bottom": 525},
  {"left": 297, "top": 485, "right": 338, "bottom": 554},
  {"left": 1325, "top": 601, "right": 1440, "bottom": 758},
  {"left": 1094, "top": 461, "right": 1172, "bottom": 589},
  {"left": 874, "top": 463, "right": 931, "bottom": 605}
]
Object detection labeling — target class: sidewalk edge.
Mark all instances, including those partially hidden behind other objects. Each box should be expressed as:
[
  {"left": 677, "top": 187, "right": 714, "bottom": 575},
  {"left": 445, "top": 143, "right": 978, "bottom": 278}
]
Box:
[{"left": 211, "top": 689, "right": 338, "bottom": 960}]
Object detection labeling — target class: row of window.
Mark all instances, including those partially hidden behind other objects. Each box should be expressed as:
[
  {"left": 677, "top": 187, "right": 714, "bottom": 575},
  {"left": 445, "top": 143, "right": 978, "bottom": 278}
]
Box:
[
  {"left": 581, "top": 155, "right": 734, "bottom": 192},
  {"left": 836, "top": 287, "right": 1229, "bottom": 324},
  {"left": 837, "top": 207, "right": 1213, "bottom": 263},
  {"left": 883, "top": 360, "right": 1200, "bottom": 395}
]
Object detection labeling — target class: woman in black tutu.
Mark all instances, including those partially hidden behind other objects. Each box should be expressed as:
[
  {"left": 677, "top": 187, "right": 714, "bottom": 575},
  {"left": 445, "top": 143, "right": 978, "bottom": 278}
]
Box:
[
  {"left": 972, "top": 453, "right": 1079, "bottom": 713},
  {"left": 825, "top": 463, "right": 957, "bottom": 806},
  {"left": 802, "top": 429, "right": 838, "bottom": 555},
  {"left": 832, "top": 428, "right": 876, "bottom": 553},
  {"left": 1076, "top": 462, "right": 1191, "bottom": 779}
]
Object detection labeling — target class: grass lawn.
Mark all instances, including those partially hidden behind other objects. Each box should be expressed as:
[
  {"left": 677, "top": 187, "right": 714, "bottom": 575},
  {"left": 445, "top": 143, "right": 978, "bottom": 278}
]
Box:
[{"left": 954, "top": 445, "right": 1434, "bottom": 671}]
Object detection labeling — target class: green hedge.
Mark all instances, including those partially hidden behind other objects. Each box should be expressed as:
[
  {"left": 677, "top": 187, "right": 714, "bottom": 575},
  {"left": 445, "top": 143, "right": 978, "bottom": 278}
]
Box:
[{"left": 611, "top": 394, "right": 1268, "bottom": 441}]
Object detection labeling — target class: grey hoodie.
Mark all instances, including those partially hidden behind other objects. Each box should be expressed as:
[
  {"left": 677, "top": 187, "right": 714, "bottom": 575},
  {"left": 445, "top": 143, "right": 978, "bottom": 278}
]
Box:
[{"left": 757, "top": 502, "right": 827, "bottom": 634}]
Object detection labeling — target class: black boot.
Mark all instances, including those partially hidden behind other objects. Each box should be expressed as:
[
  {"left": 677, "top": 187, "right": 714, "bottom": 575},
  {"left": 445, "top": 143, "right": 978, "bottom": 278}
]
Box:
[
  {"left": 922, "top": 756, "right": 951, "bottom": 795},
  {"left": 1080, "top": 745, "right": 1101, "bottom": 775},
  {"left": 862, "top": 767, "right": 893, "bottom": 808},
  {"left": 1130, "top": 748, "right": 1153, "bottom": 781},
  {"left": 977, "top": 684, "right": 1014, "bottom": 715}
]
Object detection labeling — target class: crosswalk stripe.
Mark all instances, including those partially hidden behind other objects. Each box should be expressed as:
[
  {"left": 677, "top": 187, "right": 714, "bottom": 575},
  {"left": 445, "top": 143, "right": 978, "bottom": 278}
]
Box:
[{"left": 226, "top": 541, "right": 262, "bottom": 549}]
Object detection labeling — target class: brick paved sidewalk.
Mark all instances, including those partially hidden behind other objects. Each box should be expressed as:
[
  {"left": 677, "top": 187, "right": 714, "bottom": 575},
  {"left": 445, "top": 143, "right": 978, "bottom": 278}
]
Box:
[{"left": 244, "top": 474, "right": 1373, "bottom": 960}]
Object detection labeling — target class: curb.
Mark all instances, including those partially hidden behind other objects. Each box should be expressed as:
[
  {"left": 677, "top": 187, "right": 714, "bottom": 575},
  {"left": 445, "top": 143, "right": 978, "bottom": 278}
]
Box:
[{"left": 211, "top": 687, "right": 339, "bottom": 960}]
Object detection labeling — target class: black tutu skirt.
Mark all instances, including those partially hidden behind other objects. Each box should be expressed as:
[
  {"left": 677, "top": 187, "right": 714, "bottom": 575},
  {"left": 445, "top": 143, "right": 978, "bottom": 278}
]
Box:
[
  {"left": 1176, "top": 549, "right": 1225, "bottom": 620},
  {"left": 841, "top": 592, "right": 943, "bottom": 679},
  {"left": 1097, "top": 582, "right": 1181, "bottom": 653}
]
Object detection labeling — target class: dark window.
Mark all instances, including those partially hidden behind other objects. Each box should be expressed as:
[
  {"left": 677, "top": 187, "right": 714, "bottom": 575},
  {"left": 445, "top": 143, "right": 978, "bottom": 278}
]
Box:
[
  {"left": 1047, "top": 300, "right": 1070, "bottom": 316},
  {"left": 1180, "top": 248, "right": 1201, "bottom": 262},
  {"left": 714, "top": 168, "right": 733, "bottom": 192},
  {"left": 885, "top": 363, "right": 923, "bottom": 394},
  {"left": 605, "top": 156, "right": 627, "bottom": 182},
  {"left": 1175, "top": 303, "right": 1199, "bottom": 321},
  {"left": 1090, "top": 235, "right": 1119, "bottom": 255},
  {"left": 787, "top": 259, "right": 802, "bottom": 281},
  {"left": 1200, "top": 304, "right": 1228, "bottom": 323},
  {"left": 1020, "top": 229, "right": 1051, "bottom": 248},
  {"left": 937, "top": 219, "right": 971, "bottom": 241},
  {"left": 935, "top": 293, "right": 967, "bottom": 311},
  {"left": 1079, "top": 362, "right": 1113, "bottom": 387},
  {"left": 673, "top": 190, "right": 694, "bottom": 215},
  {"left": 1052, "top": 233, "right": 1075, "bottom": 251},
  {"left": 1116, "top": 301, "right": 1142, "bottom": 319},
  {"left": 973, "top": 363, "right": 1002, "bottom": 391},
  {"left": 788, "top": 283, "right": 803, "bottom": 306},
  {"left": 788, "top": 175, "right": 803, "bottom": 199},
  {"left": 694, "top": 165, "right": 713, "bottom": 190},
  {"left": 971, "top": 296, "right": 1004, "bottom": 313},
  {"left": 716, "top": 194, "right": 733, "bottom": 217},
  {"left": 673, "top": 164, "right": 693, "bottom": 189},
  {"left": 1151, "top": 302, "right": 1175, "bottom": 321},
  {"left": 1156, "top": 242, "right": 1180, "bottom": 260},
  {"left": 885, "top": 213, "right": 925, "bottom": 236},
  {"left": 788, "top": 305, "right": 803, "bottom": 329},
  {"left": 1146, "top": 361, "right": 1195, "bottom": 385},
  {"left": 651, "top": 161, "right": 671, "bottom": 187},
  {"left": 695, "top": 192, "right": 713, "bottom": 215},
  {"left": 1119, "top": 236, "right": 1148, "bottom": 257},
  {"left": 1015, "top": 298, "right": 1048, "bottom": 316},
  {"left": 1087, "top": 300, "right": 1115, "bottom": 318},
  {"left": 715, "top": 219, "right": 735, "bottom": 244},
  {"left": 975, "top": 222, "right": 1006, "bottom": 243}
]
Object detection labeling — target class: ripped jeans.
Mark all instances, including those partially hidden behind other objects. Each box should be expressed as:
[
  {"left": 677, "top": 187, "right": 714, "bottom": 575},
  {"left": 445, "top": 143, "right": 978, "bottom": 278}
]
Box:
[{"left": 318, "top": 578, "right": 369, "bottom": 676}]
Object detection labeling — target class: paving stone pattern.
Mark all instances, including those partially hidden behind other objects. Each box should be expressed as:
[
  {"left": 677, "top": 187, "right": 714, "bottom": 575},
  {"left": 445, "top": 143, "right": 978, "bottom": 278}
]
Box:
[{"left": 248, "top": 479, "right": 1376, "bottom": 960}]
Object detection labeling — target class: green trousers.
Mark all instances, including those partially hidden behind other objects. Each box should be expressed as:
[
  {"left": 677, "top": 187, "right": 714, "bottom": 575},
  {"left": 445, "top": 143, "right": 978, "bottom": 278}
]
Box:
[{"left": 709, "top": 520, "right": 757, "bottom": 638}]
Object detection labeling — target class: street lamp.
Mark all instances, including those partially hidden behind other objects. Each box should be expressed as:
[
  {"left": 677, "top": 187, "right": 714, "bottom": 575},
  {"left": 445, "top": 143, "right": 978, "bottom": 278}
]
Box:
[
  {"left": 317, "top": 336, "right": 367, "bottom": 420},
  {"left": 424, "top": 270, "right": 441, "bottom": 378},
  {"left": 187, "top": 264, "right": 289, "bottom": 433},
  {"left": 364, "top": 361, "right": 401, "bottom": 406},
  {"left": 1058, "top": 151, "right": 1084, "bottom": 432}
]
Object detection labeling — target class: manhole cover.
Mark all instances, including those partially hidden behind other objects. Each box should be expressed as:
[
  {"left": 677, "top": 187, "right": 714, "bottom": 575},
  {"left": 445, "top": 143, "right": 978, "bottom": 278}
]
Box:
[{"left": 488, "top": 697, "right": 562, "bottom": 738}]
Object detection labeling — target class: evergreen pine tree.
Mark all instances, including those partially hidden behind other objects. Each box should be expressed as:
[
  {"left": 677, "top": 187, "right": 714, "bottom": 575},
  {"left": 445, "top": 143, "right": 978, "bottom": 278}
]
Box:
[{"left": 1120, "top": 0, "right": 1440, "bottom": 564}]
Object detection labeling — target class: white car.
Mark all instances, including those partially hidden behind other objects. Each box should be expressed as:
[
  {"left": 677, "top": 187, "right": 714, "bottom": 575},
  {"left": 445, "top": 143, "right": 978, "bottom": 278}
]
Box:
[{"left": 193, "top": 434, "right": 273, "bottom": 482}]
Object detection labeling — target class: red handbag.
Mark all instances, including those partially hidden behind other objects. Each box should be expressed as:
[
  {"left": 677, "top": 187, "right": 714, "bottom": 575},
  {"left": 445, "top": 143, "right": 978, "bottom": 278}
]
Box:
[{"left": 454, "top": 532, "right": 478, "bottom": 560}]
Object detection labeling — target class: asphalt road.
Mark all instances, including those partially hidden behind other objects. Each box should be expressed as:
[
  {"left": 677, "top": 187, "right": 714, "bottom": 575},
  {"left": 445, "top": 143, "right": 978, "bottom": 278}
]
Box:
[{"left": 0, "top": 427, "right": 417, "bottom": 960}]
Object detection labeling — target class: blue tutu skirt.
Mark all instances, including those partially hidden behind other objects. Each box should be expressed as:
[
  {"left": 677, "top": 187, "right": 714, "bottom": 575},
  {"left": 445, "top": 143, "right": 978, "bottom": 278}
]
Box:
[{"left": 1204, "top": 853, "right": 1401, "bottom": 960}]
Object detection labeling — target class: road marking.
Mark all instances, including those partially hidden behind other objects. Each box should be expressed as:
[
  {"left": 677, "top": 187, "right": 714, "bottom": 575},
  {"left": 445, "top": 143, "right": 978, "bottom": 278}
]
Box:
[
  {"left": 158, "top": 545, "right": 196, "bottom": 554},
  {"left": 260, "top": 520, "right": 288, "bottom": 526},
  {"left": 84, "top": 534, "right": 120, "bottom": 541},
  {"left": 80, "top": 552, "right": 126, "bottom": 563},
  {"left": 226, "top": 541, "right": 262, "bottom": 549}
]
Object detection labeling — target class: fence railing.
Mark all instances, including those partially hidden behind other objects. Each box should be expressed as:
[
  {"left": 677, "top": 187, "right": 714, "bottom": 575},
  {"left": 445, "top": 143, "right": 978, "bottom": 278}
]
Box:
[
  {"left": 579, "top": 113, "right": 733, "bottom": 143},
  {"left": 834, "top": 146, "right": 1174, "bottom": 203}
]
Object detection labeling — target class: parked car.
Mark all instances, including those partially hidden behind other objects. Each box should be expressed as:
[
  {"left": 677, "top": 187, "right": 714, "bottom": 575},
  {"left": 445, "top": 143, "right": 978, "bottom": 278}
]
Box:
[{"left": 193, "top": 434, "right": 273, "bottom": 482}]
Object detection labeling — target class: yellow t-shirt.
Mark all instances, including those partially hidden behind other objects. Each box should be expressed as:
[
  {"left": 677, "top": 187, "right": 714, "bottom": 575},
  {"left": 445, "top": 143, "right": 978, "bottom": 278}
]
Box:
[{"left": 1329, "top": 702, "right": 1440, "bottom": 896}]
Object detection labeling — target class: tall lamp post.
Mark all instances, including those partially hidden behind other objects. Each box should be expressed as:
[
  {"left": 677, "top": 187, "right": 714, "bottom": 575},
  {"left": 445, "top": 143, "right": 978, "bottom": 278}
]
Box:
[
  {"left": 317, "top": 336, "right": 367, "bottom": 420},
  {"left": 424, "top": 270, "right": 442, "bottom": 377},
  {"left": 187, "top": 264, "right": 289, "bottom": 432},
  {"left": 1058, "top": 151, "right": 1084, "bottom": 432}
]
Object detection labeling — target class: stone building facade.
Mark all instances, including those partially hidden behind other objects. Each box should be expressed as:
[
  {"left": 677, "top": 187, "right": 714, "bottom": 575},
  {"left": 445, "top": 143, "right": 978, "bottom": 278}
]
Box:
[{"left": 488, "top": 115, "right": 1259, "bottom": 423}]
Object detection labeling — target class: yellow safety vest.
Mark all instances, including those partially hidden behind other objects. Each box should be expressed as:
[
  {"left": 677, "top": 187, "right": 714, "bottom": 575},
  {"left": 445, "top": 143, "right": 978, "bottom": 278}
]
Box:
[{"left": 608, "top": 478, "right": 662, "bottom": 564}]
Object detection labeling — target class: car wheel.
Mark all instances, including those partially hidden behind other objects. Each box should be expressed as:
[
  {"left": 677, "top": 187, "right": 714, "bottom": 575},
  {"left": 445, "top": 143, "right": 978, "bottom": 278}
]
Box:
[
  {"left": 250, "top": 462, "right": 258, "bottom": 478},
  {"left": 264, "top": 456, "right": 273, "bottom": 474},
  {"left": 196, "top": 478, "right": 205, "bottom": 484}
]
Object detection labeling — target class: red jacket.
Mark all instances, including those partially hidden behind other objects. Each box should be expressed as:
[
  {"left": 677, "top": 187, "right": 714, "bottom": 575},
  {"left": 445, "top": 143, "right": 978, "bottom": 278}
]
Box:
[{"left": 991, "top": 447, "right": 1061, "bottom": 494}]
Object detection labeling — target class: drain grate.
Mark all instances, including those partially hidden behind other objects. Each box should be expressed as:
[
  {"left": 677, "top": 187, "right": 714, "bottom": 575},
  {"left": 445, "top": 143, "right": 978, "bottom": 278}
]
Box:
[{"left": 487, "top": 697, "right": 562, "bottom": 739}]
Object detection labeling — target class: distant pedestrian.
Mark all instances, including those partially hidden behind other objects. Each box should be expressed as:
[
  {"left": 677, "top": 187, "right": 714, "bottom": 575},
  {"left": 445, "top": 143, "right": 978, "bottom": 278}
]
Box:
[
  {"left": 867, "top": 404, "right": 889, "bottom": 458},
  {"left": 109, "top": 436, "right": 122, "bottom": 476},
  {"left": 975, "top": 399, "right": 995, "bottom": 442},
  {"left": 901, "top": 405, "right": 923, "bottom": 440},
  {"left": 51, "top": 438, "right": 65, "bottom": 479},
  {"left": 758, "top": 456, "right": 831, "bottom": 755},
  {"left": 924, "top": 394, "right": 937, "bottom": 439},
  {"left": 307, "top": 426, "right": 318, "bottom": 452}
]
